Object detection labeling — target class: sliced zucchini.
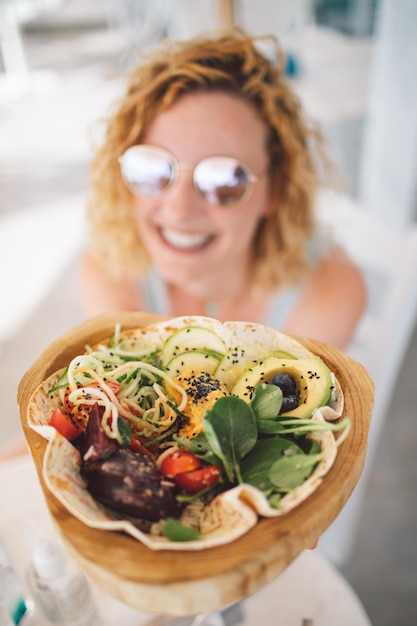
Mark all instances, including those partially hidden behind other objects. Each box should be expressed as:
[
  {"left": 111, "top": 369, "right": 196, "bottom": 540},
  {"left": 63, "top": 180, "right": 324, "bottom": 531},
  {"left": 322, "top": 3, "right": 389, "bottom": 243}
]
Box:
[
  {"left": 161, "top": 325, "right": 226, "bottom": 366},
  {"left": 165, "top": 350, "right": 222, "bottom": 376}
]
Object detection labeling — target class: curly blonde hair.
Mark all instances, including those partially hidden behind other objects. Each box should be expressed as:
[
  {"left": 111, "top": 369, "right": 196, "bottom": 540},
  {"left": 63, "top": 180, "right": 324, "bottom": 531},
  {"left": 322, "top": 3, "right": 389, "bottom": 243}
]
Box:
[{"left": 87, "top": 29, "right": 330, "bottom": 289}]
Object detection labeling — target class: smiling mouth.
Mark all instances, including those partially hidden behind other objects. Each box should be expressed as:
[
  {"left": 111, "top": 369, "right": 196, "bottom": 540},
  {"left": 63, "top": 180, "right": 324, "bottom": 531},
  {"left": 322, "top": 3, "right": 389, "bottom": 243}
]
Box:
[{"left": 160, "top": 228, "right": 214, "bottom": 250}]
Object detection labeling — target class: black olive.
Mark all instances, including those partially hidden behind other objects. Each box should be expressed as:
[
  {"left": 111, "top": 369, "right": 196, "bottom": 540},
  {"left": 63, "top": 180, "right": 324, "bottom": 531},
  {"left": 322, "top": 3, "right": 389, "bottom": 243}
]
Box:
[
  {"left": 280, "top": 394, "right": 300, "bottom": 413},
  {"left": 271, "top": 373, "right": 297, "bottom": 396}
]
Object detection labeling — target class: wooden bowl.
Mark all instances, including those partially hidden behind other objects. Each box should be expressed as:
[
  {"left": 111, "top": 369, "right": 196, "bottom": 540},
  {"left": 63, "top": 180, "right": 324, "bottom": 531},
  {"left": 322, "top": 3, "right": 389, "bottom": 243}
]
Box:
[{"left": 18, "top": 312, "right": 374, "bottom": 616}]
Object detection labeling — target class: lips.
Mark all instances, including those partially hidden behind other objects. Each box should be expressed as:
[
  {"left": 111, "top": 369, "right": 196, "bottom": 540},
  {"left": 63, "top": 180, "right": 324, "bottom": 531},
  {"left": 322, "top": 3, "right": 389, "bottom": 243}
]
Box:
[{"left": 160, "top": 228, "right": 214, "bottom": 250}]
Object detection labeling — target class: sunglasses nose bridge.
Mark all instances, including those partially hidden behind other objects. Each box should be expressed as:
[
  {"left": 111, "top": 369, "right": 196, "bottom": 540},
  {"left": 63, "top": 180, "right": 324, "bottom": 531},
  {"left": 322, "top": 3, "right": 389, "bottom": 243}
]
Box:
[
  {"left": 162, "top": 161, "right": 204, "bottom": 215},
  {"left": 172, "top": 161, "right": 209, "bottom": 202},
  {"left": 175, "top": 161, "right": 194, "bottom": 185}
]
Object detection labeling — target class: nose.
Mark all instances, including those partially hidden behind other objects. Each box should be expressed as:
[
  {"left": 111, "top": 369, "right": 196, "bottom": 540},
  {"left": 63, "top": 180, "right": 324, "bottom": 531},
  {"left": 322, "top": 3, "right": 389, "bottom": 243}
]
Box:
[{"left": 161, "top": 168, "right": 203, "bottom": 219}]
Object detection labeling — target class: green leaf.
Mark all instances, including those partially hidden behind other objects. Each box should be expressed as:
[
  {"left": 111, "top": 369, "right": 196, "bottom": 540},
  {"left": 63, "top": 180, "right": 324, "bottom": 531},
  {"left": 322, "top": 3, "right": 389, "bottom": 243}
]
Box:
[
  {"left": 173, "top": 432, "right": 219, "bottom": 465},
  {"left": 257, "top": 420, "right": 287, "bottom": 435},
  {"left": 268, "top": 492, "right": 283, "bottom": 508},
  {"left": 204, "top": 396, "right": 257, "bottom": 483},
  {"left": 259, "top": 416, "right": 337, "bottom": 436},
  {"left": 163, "top": 518, "right": 201, "bottom": 542},
  {"left": 241, "top": 437, "right": 302, "bottom": 491},
  {"left": 250, "top": 383, "right": 282, "bottom": 421},
  {"left": 117, "top": 417, "right": 132, "bottom": 447},
  {"left": 269, "top": 451, "right": 324, "bottom": 491},
  {"left": 174, "top": 431, "right": 210, "bottom": 453}
]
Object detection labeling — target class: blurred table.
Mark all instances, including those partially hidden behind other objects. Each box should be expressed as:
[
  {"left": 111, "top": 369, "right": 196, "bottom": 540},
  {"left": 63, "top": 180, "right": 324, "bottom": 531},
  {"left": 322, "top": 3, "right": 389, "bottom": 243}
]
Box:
[{"left": 0, "top": 453, "right": 372, "bottom": 625}]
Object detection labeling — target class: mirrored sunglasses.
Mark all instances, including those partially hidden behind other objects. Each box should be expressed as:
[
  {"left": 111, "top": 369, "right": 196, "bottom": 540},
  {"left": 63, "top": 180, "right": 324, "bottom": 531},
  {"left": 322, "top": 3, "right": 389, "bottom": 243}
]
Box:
[{"left": 119, "top": 145, "right": 259, "bottom": 207}]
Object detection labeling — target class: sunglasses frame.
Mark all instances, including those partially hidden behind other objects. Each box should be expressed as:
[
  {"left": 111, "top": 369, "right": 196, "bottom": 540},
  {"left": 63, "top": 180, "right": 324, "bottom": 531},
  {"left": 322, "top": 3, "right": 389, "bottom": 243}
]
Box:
[{"left": 119, "top": 144, "right": 259, "bottom": 206}]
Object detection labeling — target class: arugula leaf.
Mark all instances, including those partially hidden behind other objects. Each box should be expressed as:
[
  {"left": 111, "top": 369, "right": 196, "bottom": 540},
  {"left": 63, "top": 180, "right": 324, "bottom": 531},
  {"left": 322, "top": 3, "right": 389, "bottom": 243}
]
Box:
[
  {"left": 173, "top": 432, "right": 220, "bottom": 465},
  {"left": 256, "top": 420, "right": 287, "bottom": 435},
  {"left": 163, "top": 518, "right": 200, "bottom": 541},
  {"left": 268, "top": 492, "right": 283, "bottom": 508},
  {"left": 241, "top": 437, "right": 302, "bottom": 491},
  {"left": 204, "top": 396, "right": 257, "bottom": 483},
  {"left": 174, "top": 431, "right": 210, "bottom": 453},
  {"left": 250, "top": 383, "right": 282, "bottom": 420},
  {"left": 269, "top": 451, "right": 325, "bottom": 491}
]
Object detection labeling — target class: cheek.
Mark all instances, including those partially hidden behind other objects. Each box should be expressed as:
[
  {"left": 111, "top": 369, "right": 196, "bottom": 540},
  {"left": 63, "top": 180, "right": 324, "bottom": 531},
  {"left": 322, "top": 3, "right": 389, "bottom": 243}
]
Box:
[
  {"left": 131, "top": 198, "right": 154, "bottom": 231},
  {"left": 215, "top": 206, "right": 264, "bottom": 245},
  {"left": 231, "top": 185, "right": 271, "bottom": 232}
]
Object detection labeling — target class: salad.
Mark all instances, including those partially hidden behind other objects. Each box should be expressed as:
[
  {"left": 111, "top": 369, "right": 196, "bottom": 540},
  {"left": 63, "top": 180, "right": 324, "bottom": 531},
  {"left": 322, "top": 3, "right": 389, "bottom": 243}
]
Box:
[{"left": 28, "top": 316, "right": 349, "bottom": 550}]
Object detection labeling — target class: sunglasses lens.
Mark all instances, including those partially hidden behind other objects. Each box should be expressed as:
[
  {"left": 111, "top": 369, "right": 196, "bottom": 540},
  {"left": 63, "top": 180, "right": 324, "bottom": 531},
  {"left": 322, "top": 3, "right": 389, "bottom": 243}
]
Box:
[
  {"left": 120, "top": 146, "right": 174, "bottom": 196},
  {"left": 194, "top": 157, "right": 251, "bottom": 206}
]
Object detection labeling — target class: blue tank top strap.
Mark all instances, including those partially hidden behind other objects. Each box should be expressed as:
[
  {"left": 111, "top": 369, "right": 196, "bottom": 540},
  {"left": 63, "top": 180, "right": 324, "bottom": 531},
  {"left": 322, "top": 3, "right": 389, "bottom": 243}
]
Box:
[{"left": 263, "top": 286, "right": 303, "bottom": 329}]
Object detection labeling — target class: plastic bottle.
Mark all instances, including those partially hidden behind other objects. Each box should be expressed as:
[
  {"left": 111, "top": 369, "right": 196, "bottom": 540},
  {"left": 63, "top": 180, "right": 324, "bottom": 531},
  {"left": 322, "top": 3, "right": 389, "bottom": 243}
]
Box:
[
  {"left": 24, "top": 523, "right": 100, "bottom": 626},
  {"left": 0, "top": 539, "right": 33, "bottom": 626}
]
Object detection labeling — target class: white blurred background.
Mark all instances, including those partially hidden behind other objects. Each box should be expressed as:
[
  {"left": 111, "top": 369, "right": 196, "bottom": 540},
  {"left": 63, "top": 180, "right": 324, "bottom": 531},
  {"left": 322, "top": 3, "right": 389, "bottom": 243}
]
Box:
[{"left": 1, "top": 2, "right": 417, "bottom": 625}]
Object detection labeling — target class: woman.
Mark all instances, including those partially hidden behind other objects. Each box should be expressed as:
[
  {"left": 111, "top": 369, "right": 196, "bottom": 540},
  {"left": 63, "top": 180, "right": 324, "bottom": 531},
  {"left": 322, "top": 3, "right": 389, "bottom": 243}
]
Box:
[{"left": 81, "top": 29, "right": 366, "bottom": 349}]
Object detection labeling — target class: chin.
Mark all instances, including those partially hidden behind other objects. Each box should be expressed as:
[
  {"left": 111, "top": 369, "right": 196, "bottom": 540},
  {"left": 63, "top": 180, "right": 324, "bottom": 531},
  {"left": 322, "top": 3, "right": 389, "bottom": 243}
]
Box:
[
  {"left": 152, "top": 241, "right": 216, "bottom": 279},
  {"left": 155, "top": 260, "right": 205, "bottom": 286}
]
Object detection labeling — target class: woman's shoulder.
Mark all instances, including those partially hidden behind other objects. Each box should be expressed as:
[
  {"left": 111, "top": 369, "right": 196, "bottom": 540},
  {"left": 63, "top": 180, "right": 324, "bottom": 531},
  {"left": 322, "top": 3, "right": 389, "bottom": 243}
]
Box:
[
  {"left": 314, "top": 245, "right": 366, "bottom": 294},
  {"left": 282, "top": 244, "right": 367, "bottom": 349}
]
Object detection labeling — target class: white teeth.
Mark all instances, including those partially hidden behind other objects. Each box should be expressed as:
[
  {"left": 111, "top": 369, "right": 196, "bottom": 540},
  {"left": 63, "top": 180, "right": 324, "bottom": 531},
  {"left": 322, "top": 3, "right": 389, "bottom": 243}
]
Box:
[{"left": 161, "top": 229, "right": 211, "bottom": 249}]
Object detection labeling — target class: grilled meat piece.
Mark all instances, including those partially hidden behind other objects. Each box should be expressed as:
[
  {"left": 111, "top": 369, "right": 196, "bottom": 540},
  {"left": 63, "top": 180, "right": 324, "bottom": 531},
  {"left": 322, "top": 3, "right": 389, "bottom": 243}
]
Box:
[
  {"left": 81, "top": 447, "right": 181, "bottom": 522},
  {"left": 80, "top": 403, "right": 119, "bottom": 461}
]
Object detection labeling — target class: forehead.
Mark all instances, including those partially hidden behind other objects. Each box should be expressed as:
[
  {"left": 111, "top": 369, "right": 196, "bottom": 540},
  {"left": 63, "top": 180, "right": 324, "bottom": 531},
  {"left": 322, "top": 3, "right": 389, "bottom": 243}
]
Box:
[{"left": 142, "top": 91, "right": 269, "bottom": 164}]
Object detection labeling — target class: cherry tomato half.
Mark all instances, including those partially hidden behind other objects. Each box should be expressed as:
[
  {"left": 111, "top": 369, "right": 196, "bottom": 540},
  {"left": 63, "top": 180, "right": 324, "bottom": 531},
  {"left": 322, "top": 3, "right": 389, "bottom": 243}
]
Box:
[
  {"left": 160, "top": 449, "right": 202, "bottom": 478},
  {"left": 174, "top": 465, "right": 222, "bottom": 494},
  {"left": 49, "top": 406, "right": 85, "bottom": 441}
]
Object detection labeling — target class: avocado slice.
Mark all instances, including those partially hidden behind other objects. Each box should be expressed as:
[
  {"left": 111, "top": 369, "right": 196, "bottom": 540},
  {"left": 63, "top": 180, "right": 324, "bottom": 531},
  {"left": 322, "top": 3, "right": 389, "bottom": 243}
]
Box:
[
  {"left": 231, "top": 356, "right": 333, "bottom": 419},
  {"left": 215, "top": 345, "right": 295, "bottom": 391}
]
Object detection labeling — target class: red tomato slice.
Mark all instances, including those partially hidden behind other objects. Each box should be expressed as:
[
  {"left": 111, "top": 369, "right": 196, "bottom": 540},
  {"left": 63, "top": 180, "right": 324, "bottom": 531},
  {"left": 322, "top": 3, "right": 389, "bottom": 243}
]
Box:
[
  {"left": 174, "top": 465, "right": 222, "bottom": 494},
  {"left": 160, "top": 449, "right": 202, "bottom": 478},
  {"left": 49, "top": 406, "right": 85, "bottom": 441}
]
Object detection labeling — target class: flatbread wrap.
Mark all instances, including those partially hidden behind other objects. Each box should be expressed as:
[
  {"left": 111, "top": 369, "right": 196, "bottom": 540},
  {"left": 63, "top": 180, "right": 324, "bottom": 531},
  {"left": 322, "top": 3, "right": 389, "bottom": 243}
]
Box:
[{"left": 27, "top": 316, "right": 348, "bottom": 551}]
